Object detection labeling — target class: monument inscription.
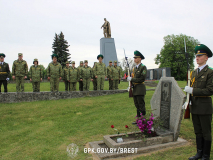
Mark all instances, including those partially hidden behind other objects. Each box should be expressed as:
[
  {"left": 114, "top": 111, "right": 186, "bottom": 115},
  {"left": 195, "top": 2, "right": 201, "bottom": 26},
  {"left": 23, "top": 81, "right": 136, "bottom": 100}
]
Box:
[{"left": 160, "top": 81, "right": 172, "bottom": 129}]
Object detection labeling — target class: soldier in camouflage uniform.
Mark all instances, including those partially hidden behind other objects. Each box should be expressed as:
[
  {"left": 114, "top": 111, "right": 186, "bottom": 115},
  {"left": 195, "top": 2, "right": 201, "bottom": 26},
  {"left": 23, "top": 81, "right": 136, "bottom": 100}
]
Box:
[
  {"left": 107, "top": 61, "right": 113, "bottom": 90},
  {"left": 80, "top": 60, "right": 93, "bottom": 91},
  {"left": 62, "top": 61, "right": 70, "bottom": 91},
  {"left": 29, "top": 58, "right": 43, "bottom": 92},
  {"left": 0, "top": 53, "right": 10, "bottom": 93},
  {"left": 92, "top": 62, "right": 97, "bottom": 90},
  {"left": 67, "top": 61, "right": 79, "bottom": 91},
  {"left": 94, "top": 54, "right": 107, "bottom": 90},
  {"left": 112, "top": 61, "right": 122, "bottom": 90},
  {"left": 12, "top": 53, "right": 28, "bottom": 92},
  {"left": 47, "top": 54, "right": 62, "bottom": 92},
  {"left": 77, "top": 61, "right": 84, "bottom": 91}
]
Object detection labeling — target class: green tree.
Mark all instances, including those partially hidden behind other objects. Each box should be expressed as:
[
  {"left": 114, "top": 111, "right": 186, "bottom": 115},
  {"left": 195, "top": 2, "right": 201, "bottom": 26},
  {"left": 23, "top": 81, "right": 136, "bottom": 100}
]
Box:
[
  {"left": 155, "top": 34, "right": 199, "bottom": 80},
  {"left": 52, "top": 32, "right": 71, "bottom": 68}
]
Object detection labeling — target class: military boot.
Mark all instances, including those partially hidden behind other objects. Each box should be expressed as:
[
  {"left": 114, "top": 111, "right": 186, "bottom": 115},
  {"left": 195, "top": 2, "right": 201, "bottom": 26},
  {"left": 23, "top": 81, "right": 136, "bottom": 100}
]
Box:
[
  {"left": 201, "top": 140, "right": 211, "bottom": 160},
  {"left": 132, "top": 110, "right": 141, "bottom": 125},
  {"left": 188, "top": 137, "right": 203, "bottom": 160}
]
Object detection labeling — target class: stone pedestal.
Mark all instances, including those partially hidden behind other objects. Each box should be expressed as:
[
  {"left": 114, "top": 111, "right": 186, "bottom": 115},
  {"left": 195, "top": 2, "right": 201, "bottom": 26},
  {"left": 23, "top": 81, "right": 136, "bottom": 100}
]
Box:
[{"left": 100, "top": 38, "right": 118, "bottom": 67}]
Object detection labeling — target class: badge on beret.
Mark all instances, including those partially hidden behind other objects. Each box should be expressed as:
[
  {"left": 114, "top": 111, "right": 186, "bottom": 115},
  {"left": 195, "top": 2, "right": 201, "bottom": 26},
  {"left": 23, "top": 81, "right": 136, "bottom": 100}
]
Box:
[{"left": 143, "top": 70, "right": 146, "bottom": 75}]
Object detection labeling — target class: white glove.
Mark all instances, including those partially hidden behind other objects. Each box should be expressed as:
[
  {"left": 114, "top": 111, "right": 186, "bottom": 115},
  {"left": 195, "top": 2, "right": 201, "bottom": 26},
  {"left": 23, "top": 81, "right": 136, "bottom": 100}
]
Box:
[
  {"left": 127, "top": 87, "right": 129, "bottom": 91},
  {"left": 6, "top": 78, "right": 9, "bottom": 81},
  {"left": 184, "top": 86, "right": 193, "bottom": 94},
  {"left": 127, "top": 77, "right": 132, "bottom": 82}
]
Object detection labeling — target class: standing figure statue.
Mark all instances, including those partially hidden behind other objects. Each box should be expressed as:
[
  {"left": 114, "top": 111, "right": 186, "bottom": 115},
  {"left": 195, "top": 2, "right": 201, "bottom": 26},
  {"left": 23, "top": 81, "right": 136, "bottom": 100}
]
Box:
[{"left": 101, "top": 18, "right": 111, "bottom": 38}]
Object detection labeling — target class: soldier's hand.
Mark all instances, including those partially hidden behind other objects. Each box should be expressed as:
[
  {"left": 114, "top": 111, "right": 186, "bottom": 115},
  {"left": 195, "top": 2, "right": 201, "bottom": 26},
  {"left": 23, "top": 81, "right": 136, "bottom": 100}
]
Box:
[
  {"left": 80, "top": 79, "right": 83, "bottom": 81},
  {"left": 48, "top": 77, "right": 50, "bottom": 80},
  {"left": 68, "top": 80, "right": 70, "bottom": 82},
  {"left": 127, "top": 77, "right": 132, "bottom": 81},
  {"left": 24, "top": 76, "right": 27, "bottom": 79},
  {"left": 59, "top": 77, "right": 62, "bottom": 80},
  {"left": 119, "top": 78, "right": 121, "bottom": 80},
  {"left": 40, "top": 78, "right": 42, "bottom": 81},
  {"left": 91, "top": 79, "right": 93, "bottom": 81},
  {"left": 30, "top": 78, "right": 32, "bottom": 81},
  {"left": 12, "top": 76, "right": 15, "bottom": 80},
  {"left": 111, "top": 79, "right": 113, "bottom": 80},
  {"left": 95, "top": 76, "right": 97, "bottom": 78}
]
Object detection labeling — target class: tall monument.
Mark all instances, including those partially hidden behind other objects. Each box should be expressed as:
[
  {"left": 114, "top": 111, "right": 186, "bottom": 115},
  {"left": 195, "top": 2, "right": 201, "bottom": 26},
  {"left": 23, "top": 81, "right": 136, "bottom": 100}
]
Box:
[{"left": 100, "top": 18, "right": 118, "bottom": 67}]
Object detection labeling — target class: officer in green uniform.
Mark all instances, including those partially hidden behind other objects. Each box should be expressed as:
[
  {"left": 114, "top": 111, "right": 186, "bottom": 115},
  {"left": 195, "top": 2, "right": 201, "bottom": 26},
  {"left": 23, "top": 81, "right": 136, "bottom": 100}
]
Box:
[
  {"left": 67, "top": 61, "right": 79, "bottom": 91},
  {"left": 112, "top": 61, "right": 121, "bottom": 90},
  {"left": 62, "top": 61, "right": 70, "bottom": 91},
  {"left": 94, "top": 54, "right": 107, "bottom": 90},
  {"left": 184, "top": 44, "right": 213, "bottom": 160},
  {"left": 77, "top": 61, "right": 84, "bottom": 91},
  {"left": 92, "top": 62, "right": 97, "bottom": 90},
  {"left": 107, "top": 61, "right": 113, "bottom": 90},
  {"left": 12, "top": 53, "right": 28, "bottom": 92},
  {"left": 127, "top": 50, "right": 147, "bottom": 121},
  {"left": 47, "top": 54, "right": 62, "bottom": 92},
  {"left": 29, "top": 58, "right": 43, "bottom": 92},
  {"left": 0, "top": 53, "right": 10, "bottom": 93},
  {"left": 81, "top": 60, "right": 93, "bottom": 91}
]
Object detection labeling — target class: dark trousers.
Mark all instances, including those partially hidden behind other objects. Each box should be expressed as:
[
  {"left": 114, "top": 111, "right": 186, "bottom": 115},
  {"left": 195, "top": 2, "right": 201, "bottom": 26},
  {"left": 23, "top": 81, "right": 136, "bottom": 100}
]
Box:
[
  {"left": 133, "top": 95, "right": 146, "bottom": 116},
  {"left": 0, "top": 80, "right": 7, "bottom": 92},
  {"left": 64, "top": 80, "right": 70, "bottom": 91},
  {"left": 109, "top": 79, "right": 113, "bottom": 90},
  {"left": 79, "top": 81, "right": 83, "bottom": 91},
  {"left": 192, "top": 114, "right": 212, "bottom": 141}
]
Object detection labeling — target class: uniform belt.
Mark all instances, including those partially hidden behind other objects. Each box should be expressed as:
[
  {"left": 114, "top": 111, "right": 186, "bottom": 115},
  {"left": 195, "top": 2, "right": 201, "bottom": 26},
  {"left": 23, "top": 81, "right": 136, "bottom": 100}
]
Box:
[
  {"left": 0, "top": 72, "right": 7, "bottom": 74},
  {"left": 134, "top": 82, "right": 144, "bottom": 85}
]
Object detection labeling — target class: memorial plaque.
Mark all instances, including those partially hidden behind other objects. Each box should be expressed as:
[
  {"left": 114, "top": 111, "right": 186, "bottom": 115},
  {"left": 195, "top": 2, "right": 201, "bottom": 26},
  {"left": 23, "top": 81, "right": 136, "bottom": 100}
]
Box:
[
  {"left": 150, "top": 70, "right": 153, "bottom": 80},
  {"left": 160, "top": 81, "right": 172, "bottom": 129}
]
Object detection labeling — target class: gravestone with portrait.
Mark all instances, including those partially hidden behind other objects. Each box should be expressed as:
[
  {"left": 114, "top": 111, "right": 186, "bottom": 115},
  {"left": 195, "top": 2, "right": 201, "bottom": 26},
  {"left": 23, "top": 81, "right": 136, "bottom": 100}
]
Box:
[{"left": 151, "top": 77, "right": 186, "bottom": 141}]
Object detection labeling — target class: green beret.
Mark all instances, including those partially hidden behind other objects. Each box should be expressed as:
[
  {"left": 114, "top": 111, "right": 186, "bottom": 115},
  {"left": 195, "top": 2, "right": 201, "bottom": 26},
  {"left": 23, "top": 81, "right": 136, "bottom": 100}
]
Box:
[
  {"left": 66, "top": 61, "right": 69, "bottom": 64},
  {"left": 80, "top": 61, "right": 83, "bottom": 64},
  {"left": 84, "top": 60, "right": 88, "bottom": 63},
  {"left": 18, "top": 53, "right": 23, "bottom": 56},
  {"left": 195, "top": 44, "right": 212, "bottom": 58},
  {"left": 109, "top": 61, "right": 112, "bottom": 63},
  {"left": 33, "top": 58, "right": 38, "bottom": 64},
  {"left": 97, "top": 54, "right": 104, "bottom": 59},
  {"left": 51, "top": 54, "right": 58, "bottom": 59},
  {"left": 133, "top": 50, "right": 145, "bottom": 59},
  {"left": 114, "top": 61, "right": 117, "bottom": 63},
  {"left": 0, "top": 53, "right": 5, "bottom": 58},
  {"left": 71, "top": 61, "right": 75, "bottom": 64}
]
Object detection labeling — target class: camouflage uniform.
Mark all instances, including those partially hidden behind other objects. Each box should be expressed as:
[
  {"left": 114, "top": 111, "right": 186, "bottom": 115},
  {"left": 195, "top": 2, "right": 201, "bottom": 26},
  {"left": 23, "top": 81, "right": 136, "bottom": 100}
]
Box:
[
  {"left": 77, "top": 61, "right": 84, "bottom": 91},
  {"left": 0, "top": 53, "right": 10, "bottom": 93},
  {"left": 112, "top": 64, "right": 122, "bottom": 90},
  {"left": 92, "top": 62, "right": 97, "bottom": 90},
  {"left": 107, "top": 62, "right": 113, "bottom": 90},
  {"left": 47, "top": 61, "right": 62, "bottom": 91},
  {"left": 94, "top": 62, "right": 106, "bottom": 90},
  {"left": 29, "top": 60, "right": 43, "bottom": 92},
  {"left": 81, "top": 63, "right": 92, "bottom": 91},
  {"left": 62, "top": 62, "right": 70, "bottom": 91},
  {"left": 67, "top": 62, "right": 79, "bottom": 91},
  {"left": 12, "top": 54, "right": 28, "bottom": 92}
]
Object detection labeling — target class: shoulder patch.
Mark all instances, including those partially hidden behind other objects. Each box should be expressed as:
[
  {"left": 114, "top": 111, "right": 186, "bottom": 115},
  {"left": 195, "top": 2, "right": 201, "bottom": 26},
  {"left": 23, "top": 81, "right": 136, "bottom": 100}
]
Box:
[{"left": 142, "top": 70, "right": 146, "bottom": 75}]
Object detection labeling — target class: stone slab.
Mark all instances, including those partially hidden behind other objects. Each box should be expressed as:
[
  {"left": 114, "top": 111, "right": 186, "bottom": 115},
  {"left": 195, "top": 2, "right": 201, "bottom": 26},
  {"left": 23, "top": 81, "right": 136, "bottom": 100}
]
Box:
[
  {"left": 103, "top": 130, "right": 174, "bottom": 149},
  {"left": 0, "top": 90, "right": 127, "bottom": 103},
  {"left": 89, "top": 138, "right": 188, "bottom": 160},
  {"left": 150, "top": 77, "right": 186, "bottom": 141},
  {"left": 100, "top": 38, "right": 118, "bottom": 67}
]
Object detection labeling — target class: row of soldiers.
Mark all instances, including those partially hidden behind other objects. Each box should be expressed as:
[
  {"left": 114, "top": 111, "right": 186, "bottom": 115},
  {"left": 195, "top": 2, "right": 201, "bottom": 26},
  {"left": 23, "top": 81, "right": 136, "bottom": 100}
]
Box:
[{"left": 0, "top": 53, "right": 122, "bottom": 92}]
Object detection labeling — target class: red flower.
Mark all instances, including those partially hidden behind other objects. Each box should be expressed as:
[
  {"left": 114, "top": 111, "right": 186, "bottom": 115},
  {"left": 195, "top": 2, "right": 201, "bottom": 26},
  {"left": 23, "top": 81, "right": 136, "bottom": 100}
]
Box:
[
  {"left": 111, "top": 125, "right": 114, "bottom": 128},
  {"left": 125, "top": 125, "right": 128, "bottom": 128}
]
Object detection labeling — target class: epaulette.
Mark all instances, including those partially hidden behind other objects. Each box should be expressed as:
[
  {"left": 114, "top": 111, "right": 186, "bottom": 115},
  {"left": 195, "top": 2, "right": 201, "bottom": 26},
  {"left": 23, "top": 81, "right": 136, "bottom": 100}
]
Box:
[
  {"left": 141, "top": 64, "right": 145, "bottom": 66},
  {"left": 208, "top": 67, "right": 213, "bottom": 70}
]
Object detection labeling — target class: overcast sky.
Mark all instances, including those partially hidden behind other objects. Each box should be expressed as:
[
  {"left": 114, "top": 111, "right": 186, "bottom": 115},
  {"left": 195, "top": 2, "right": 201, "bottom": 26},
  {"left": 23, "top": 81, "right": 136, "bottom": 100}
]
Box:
[{"left": 1, "top": 0, "right": 213, "bottom": 70}]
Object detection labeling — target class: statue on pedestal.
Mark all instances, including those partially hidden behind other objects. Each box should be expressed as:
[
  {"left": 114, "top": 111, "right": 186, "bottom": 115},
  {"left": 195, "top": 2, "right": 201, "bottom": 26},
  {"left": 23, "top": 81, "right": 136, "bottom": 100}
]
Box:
[{"left": 101, "top": 18, "right": 111, "bottom": 38}]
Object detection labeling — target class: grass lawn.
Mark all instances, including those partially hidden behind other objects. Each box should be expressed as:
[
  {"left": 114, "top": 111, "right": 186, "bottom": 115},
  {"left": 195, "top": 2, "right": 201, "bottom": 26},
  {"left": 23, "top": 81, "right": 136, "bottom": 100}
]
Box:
[{"left": 1, "top": 81, "right": 212, "bottom": 159}]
